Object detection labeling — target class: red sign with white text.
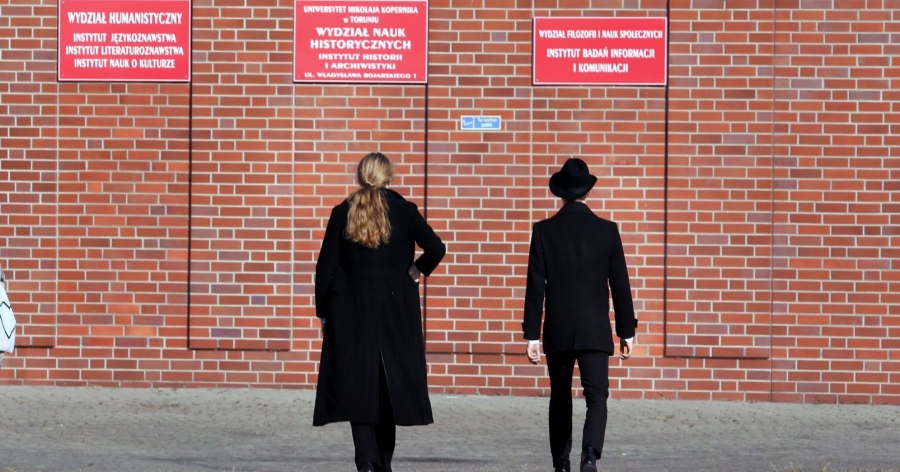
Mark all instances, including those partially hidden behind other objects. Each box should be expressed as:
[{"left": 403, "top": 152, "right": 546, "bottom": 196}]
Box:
[
  {"left": 533, "top": 17, "right": 667, "bottom": 86},
  {"left": 58, "top": 0, "right": 191, "bottom": 82},
  {"left": 294, "top": 0, "right": 428, "bottom": 83}
]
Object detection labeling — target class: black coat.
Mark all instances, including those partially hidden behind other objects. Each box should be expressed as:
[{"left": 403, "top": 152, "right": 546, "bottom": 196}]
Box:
[
  {"left": 313, "top": 189, "right": 445, "bottom": 426},
  {"left": 523, "top": 201, "right": 637, "bottom": 355}
]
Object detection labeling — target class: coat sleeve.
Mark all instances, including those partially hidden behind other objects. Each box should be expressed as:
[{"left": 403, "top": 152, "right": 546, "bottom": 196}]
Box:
[
  {"left": 522, "top": 223, "right": 545, "bottom": 341},
  {"left": 408, "top": 204, "right": 446, "bottom": 276},
  {"left": 314, "top": 205, "right": 343, "bottom": 320},
  {"left": 609, "top": 222, "right": 637, "bottom": 339}
]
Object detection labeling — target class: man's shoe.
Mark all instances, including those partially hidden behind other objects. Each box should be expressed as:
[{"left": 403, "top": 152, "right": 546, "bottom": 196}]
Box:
[
  {"left": 553, "top": 460, "right": 571, "bottom": 472},
  {"left": 358, "top": 462, "right": 377, "bottom": 472},
  {"left": 580, "top": 446, "right": 597, "bottom": 472}
]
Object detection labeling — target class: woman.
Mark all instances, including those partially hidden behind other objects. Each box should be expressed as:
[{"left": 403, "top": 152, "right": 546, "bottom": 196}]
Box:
[
  {"left": 0, "top": 263, "right": 12, "bottom": 367},
  {"left": 313, "top": 152, "right": 446, "bottom": 472}
]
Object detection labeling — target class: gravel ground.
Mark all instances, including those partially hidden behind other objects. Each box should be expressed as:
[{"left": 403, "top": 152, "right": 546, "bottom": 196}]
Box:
[{"left": 2, "top": 386, "right": 898, "bottom": 472}]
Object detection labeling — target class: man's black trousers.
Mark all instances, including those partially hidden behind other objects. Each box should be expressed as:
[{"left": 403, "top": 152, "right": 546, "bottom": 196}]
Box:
[{"left": 546, "top": 350, "right": 610, "bottom": 467}]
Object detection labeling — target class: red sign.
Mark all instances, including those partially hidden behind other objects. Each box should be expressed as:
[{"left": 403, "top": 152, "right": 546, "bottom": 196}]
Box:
[
  {"left": 58, "top": 0, "right": 191, "bottom": 82},
  {"left": 294, "top": 0, "right": 428, "bottom": 84},
  {"left": 533, "top": 17, "right": 668, "bottom": 86}
]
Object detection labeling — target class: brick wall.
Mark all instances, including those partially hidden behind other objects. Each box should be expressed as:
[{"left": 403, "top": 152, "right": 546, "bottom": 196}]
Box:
[{"left": 1, "top": 0, "right": 897, "bottom": 404}]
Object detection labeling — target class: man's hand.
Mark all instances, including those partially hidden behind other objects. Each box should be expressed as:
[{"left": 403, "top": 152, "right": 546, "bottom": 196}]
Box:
[
  {"left": 526, "top": 342, "right": 541, "bottom": 365},
  {"left": 619, "top": 338, "right": 633, "bottom": 360}
]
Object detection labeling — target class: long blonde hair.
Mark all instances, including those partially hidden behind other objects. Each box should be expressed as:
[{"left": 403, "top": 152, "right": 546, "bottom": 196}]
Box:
[{"left": 345, "top": 152, "right": 394, "bottom": 248}]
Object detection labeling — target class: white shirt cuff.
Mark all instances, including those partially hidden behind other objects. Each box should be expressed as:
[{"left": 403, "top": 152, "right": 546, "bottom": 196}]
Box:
[
  {"left": 622, "top": 337, "right": 633, "bottom": 345},
  {"left": 526, "top": 339, "right": 539, "bottom": 346}
]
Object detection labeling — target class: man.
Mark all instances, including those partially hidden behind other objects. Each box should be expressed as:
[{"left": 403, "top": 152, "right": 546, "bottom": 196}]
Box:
[{"left": 523, "top": 158, "right": 638, "bottom": 472}]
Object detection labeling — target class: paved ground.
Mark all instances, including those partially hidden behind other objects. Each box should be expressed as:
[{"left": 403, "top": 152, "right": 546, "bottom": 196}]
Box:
[{"left": 2, "top": 386, "right": 899, "bottom": 472}]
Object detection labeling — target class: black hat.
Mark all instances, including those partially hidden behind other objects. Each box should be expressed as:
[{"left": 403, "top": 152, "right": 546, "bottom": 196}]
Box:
[{"left": 549, "top": 158, "right": 597, "bottom": 200}]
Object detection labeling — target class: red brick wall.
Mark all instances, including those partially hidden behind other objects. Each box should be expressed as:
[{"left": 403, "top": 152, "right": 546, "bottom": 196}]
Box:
[{"left": 1, "top": 0, "right": 897, "bottom": 404}]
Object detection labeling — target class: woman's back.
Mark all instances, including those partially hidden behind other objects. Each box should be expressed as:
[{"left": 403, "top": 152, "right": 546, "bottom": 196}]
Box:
[
  {"left": 338, "top": 190, "right": 418, "bottom": 278},
  {"left": 313, "top": 153, "right": 445, "bottom": 434}
]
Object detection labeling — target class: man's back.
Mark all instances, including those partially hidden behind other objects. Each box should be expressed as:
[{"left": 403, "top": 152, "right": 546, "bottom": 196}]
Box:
[{"left": 523, "top": 201, "right": 635, "bottom": 355}]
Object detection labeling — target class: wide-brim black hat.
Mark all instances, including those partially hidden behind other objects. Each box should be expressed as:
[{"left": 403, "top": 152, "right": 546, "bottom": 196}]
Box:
[{"left": 549, "top": 158, "right": 597, "bottom": 200}]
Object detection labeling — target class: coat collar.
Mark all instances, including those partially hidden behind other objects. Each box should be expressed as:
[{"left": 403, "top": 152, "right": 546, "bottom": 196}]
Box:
[
  {"left": 341, "top": 188, "right": 406, "bottom": 207},
  {"left": 555, "top": 200, "right": 594, "bottom": 216},
  {"left": 383, "top": 188, "right": 406, "bottom": 201}
]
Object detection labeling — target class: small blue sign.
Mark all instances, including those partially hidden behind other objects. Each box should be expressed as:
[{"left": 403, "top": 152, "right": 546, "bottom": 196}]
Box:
[{"left": 460, "top": 115, "right": 502, "bottom": 131}]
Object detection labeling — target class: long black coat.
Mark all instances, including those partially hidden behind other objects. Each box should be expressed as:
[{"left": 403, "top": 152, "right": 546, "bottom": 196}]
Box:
[
  {"left": 313, "top": 189, "right": 445, "bottom": 426},
  {"left": 523, "top": 201, "right": 636, "bottom": 355}
]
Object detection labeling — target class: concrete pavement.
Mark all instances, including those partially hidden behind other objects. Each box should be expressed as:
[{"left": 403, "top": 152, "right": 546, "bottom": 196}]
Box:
[{"left": 2, "top": 386, "right": 898, "bottom": 471}]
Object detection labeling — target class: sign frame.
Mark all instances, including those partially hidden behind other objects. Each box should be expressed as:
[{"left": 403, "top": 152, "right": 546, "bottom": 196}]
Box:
[
  {"left": 532, "top": 16, "right": 668, "bottom": 86},
  {"left": 293, "top": 0, "right": 429, "bottom": 84},
  {"left": 460, "top": 115, "right": 502, "bottom": 131},
  {"left": 57, "top": 0, "right": 192, "bottom": 83}
]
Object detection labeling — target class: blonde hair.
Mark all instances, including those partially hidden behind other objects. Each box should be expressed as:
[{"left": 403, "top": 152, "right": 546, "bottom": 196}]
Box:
[{"left": 345, "top": 152, "right": 394, "bottom": 248}]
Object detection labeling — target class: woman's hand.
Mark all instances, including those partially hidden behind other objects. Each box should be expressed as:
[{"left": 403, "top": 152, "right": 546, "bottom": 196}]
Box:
[{"left": 408, "top": 264, "right": 421, "bottom": 283}]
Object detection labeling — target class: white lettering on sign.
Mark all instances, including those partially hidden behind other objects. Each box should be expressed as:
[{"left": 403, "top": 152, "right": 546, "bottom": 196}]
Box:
[
  {"left": 538, "top": 30, "right": 565, "bottom": 38},
  {"left": 65, "top": 11, "right": 183, "bottom": 25},
  {"left": 111, "top": 33, "right": 178, "bottom": 44},
  {"left": 576, "top": 63, "right": 629, "bottom": 73},
  {"left": 108, "top": 12, "right": 183, "bottom": 25},
  {"left": 138, "top": 58, "right": 176, "bottom": 68},
  {"left": 315, "top": 27, "right": 369, "bottom": 37},
  {"left": 306, "top": 4, "right": 418, "bottom": 14},
  {"left": 620, "top": 30, "right": 664, "bottom": 39},
  {"left": 380, "top": 6, "right": 417, "bottom": 13},
  {"left": 73, "top": 58, "right": 108, "bottom": 67},
  {"left": 538, "top": 29, "right": 599, "bottom": 39},
  {"left": 309, "top": 39, "right": 412, "bottom": 50},
  {"left": 365, "top": 73, "right": 410, "bottom": 78},
  {"left": 317, "top": 71, "right": 363, "bottom": 78},
  {"left": 329, "top": 62, "right": 397, "bottom": 70},
  {"left": 303, "top": 5, "right": 348, "bottom": 13},
  {"left": 566, "top": 30, "right": 597, "bottom": 39},
  {"left": 582, "top": 48, "right": 608, "bottom": 58},
  {"left": 362, "top": 53, "right": 402, "bottom": 61},
  {"left": 610, "top": 48, "right": 655, "bottom": 58},
  {"left": 314, "top": 72, "right": 420, "bottom": 80},
  {"left": 65, "top": 45, "right": 99, "bottom": 55},
  {"left": 546, "top": 48, "right": 580, "bottom": 58},
  {"left": 99, "top": 45, "right": 185, "bottom": 55},
  {"left": 350, "top": 16, "right": 378, "bottom": 23},
  {"left": 348, "top": 5, "right": 379, "bottom": 13},
  {"left": 373, "top": 28, "right": 405, "bottom": 38},
  {"left": 73, "top": 33, "right": 107, "bottom": 42},
  {"left": 66, "top": 11, "right": 107, "bottom": 24},
  {"left": 318, "top": 53, "right": 361, "bottom": 61}
]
